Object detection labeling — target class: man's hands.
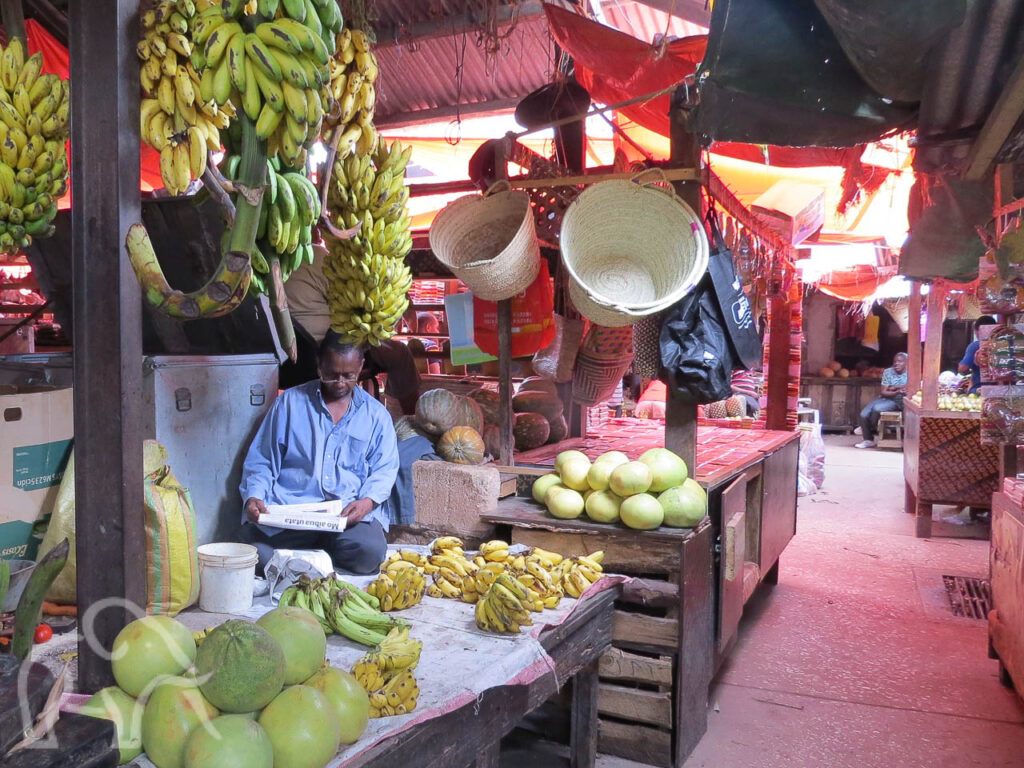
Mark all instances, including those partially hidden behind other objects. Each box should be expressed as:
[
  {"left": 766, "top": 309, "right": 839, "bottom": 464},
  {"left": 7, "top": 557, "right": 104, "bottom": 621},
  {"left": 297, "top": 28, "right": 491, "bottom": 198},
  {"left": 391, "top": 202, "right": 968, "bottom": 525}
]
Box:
[
  {"left": 341, "top": 498, "right": 374, "bottom": 524},
  {"left": 245, "top": 497, "right": 267, "bottom": 523}
]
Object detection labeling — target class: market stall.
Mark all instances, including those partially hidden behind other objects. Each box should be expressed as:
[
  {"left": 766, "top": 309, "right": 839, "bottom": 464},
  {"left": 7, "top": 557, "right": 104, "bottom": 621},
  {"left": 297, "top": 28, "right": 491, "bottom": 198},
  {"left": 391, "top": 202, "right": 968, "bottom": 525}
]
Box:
[{"left": 990, "top": 480, "right": 1024, "bottom": 699}]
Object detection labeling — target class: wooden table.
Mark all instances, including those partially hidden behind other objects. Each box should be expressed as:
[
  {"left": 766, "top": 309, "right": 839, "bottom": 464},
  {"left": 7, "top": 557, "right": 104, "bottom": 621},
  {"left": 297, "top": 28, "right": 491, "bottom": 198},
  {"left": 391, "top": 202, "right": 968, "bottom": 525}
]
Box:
[
  {"left": 903, "top": 400, "right": 1000, "bottom": 537},
  {"left": 800, "top": 376, "right": 882, "bottom": 432},
  {"left": 483, "top": 500, "right": 714, "bottom": 768},
  {"left": 345, "top": 587, "right": 619, "bottom": 768},
  {"left": 990, "top": 490, "right": 1024, "bottom": 700}
]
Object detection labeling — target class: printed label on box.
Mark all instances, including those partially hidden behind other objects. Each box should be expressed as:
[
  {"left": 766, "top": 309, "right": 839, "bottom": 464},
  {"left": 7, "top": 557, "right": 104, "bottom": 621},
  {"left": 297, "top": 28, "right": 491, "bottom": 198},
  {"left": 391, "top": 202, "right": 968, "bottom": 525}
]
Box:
[{"left": 12, "top": 439, "right": 72, "bottom": 491}]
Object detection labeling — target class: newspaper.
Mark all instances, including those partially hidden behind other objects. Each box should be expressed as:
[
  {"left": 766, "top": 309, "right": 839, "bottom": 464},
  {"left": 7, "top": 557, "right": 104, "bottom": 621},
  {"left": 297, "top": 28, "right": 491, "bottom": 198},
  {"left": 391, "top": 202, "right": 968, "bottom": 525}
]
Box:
[{"left": 259, "top": 500, "right": 349, "bottom": 532}]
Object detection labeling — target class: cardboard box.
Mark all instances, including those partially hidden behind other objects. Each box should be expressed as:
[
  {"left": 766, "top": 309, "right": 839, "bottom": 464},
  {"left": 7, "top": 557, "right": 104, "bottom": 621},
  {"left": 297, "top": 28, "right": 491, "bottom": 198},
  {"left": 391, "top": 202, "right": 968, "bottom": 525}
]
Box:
[
  {"left": 752, "top": 181, "right": 826, "bottom": 245},
  {"left": 0, "top": 387, "right": 73, "bottom": 560}
]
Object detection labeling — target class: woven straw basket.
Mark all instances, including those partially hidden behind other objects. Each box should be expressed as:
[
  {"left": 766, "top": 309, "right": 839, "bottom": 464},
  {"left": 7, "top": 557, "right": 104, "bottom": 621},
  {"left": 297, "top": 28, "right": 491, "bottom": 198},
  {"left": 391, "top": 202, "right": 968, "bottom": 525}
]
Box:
[
  {"left": 572, "top": 325, "right": 634, "bottom": 406},
  {"left": 561, "top": 170, "right": 709, "bottom": 326},
  {"left": 428, "top": 181, "right": 541, "bottom": 301}
]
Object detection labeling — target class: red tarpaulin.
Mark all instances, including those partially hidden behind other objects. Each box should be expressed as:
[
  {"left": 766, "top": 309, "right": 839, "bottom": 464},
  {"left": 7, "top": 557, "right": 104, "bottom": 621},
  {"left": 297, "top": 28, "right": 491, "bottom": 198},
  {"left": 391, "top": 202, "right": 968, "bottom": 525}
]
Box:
[{"left": 23, "top": 18, "right": 166, "bottom": 209}]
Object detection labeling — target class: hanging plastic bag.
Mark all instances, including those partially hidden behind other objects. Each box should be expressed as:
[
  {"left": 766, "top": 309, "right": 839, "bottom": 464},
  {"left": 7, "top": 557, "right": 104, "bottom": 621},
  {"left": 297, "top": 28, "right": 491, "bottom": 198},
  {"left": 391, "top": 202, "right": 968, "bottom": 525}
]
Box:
[
  {"left": 473, "top": 260, "right": 556, "bottom": 357},
  {"left": 36, "top": 449, "right": 77, "bottom": 604},
  {"left": 706, "top": 211, "right": 762, "bottom": 369},
  {"left": 659, "top": 276, "right": 735, "bottom": 403},
  {"left": 797, "top": 423, "right": 826, "bottom": 494}
]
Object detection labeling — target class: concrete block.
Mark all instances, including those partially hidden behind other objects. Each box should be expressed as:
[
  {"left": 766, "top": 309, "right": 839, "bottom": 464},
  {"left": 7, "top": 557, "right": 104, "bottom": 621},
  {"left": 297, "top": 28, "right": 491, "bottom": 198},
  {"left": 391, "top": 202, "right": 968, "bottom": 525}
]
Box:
[{"left": 412, "top": 460, "right": 500, "bottom": 539}]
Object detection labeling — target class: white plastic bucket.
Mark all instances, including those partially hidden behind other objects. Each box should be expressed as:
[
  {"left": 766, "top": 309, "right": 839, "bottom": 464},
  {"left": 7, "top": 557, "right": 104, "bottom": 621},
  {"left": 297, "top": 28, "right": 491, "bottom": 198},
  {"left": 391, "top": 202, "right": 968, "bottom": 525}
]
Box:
[{"left": 197, "top": 543, "right": 259, "bottom": 613}]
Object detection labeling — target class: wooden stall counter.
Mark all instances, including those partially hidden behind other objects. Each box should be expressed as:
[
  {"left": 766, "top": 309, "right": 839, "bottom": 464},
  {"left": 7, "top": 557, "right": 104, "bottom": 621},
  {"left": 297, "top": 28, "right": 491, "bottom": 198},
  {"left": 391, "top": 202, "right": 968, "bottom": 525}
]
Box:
[
  {"left": 903, "top": 400, "right": 1000, "bottom": 538},
  {"left": 482, "top": 499, "right": 713, "bottom": 768},
  {"left": 991, "top": 486, "right": 1024, "bottom": 701}
]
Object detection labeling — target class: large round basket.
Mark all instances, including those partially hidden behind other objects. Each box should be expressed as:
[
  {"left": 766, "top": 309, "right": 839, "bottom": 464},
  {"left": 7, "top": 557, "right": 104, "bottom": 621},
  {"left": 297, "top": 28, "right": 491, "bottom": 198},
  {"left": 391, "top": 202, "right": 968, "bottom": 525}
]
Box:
[
  {"left": 560, "top": 170, "right": 709, "bottom": 326},
  {"left": 428, "top": 181, "right": 541, "bottom": 301}
]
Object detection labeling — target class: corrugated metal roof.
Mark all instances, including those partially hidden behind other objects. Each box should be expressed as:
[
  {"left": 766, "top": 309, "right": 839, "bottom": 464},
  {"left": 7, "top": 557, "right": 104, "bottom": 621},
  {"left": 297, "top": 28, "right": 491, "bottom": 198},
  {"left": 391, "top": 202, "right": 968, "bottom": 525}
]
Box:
[{"left": 374, "top": 12, "right": 554, "bottom": 125}]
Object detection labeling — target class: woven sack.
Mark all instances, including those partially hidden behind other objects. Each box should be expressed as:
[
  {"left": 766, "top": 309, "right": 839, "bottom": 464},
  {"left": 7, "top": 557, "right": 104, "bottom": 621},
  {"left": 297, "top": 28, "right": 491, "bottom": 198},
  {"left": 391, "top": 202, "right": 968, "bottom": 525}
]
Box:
[
  {"left": 572, "top": 325, "right": 634, "bottom": 406},
  {"left": 561, "top": 169, "right": 709, "bottom": 326},
  {"left": 429, "top": 181, "right": 541, "bottom": 301},
  {"left": 532, "top": 313, "right": 585, "bottom": 382}
]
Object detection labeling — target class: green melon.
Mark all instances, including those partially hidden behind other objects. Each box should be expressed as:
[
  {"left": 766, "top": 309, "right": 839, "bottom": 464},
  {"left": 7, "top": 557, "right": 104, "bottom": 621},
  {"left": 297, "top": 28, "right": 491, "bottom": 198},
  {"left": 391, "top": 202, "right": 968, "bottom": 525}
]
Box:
[
  {"left": 195, "top": 620, "right": 286, "bottom": 713},
  {"left": 141, "top": 676, "right": 218, "bottom": 768},
  {"left": 256, "top": 607, "right": 327, "bottom": 685},
  {"left": 184, "top": 714, "right": 273, "bottom": 768}
]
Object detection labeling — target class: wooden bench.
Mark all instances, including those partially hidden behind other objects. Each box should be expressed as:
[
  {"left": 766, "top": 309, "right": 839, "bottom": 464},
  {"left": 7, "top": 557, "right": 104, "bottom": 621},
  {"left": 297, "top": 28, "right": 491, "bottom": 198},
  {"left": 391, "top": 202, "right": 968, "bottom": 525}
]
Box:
[{"left": 876, "top": 411, "right": 904, "bottom": 449}]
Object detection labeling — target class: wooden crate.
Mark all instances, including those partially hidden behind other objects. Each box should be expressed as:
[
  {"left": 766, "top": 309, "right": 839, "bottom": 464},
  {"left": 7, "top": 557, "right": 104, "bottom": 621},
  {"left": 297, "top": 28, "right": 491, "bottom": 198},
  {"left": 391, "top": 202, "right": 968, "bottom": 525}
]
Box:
[
  {"left": 483, "top": 500, "right": 714, "bottom": 768},
  {"left": 991, "top": 492, "right": 1024, "bottom": 698}
]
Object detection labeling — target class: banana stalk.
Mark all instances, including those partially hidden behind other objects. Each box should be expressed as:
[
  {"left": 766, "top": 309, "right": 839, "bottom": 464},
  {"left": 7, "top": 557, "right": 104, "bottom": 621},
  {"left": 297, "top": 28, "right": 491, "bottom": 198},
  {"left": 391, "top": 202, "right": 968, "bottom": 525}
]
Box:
[
  {"left": 11, "top": 539, "right": 68, "bottom": 661},
  {"left": 268, "top": 255, "right": 297, "bottom": 362}
]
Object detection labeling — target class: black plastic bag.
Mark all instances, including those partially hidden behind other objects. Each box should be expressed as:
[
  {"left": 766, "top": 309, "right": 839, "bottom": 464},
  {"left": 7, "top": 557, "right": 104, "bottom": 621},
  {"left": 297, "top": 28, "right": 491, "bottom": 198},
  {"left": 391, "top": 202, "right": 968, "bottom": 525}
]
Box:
[
  {"left": 659, "top": 276, "right": 735, "bottom": 404},
  {"left": 706, "top": 213, "right": 761, "bottom": 370}
]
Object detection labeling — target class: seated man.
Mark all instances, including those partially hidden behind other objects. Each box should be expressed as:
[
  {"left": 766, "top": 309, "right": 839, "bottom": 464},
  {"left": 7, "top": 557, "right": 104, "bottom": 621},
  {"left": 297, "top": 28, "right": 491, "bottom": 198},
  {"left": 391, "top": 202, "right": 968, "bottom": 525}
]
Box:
[
  {"left": 855, "top": 352, "right": 908, "bottom": 449},
  {"left": 239, "top": 331, "right": 399, "bottom": 574}
]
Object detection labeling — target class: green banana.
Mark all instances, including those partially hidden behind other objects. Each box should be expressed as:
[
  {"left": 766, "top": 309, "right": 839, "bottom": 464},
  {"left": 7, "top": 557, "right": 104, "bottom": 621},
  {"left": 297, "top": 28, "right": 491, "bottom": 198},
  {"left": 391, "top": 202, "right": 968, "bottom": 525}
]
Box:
[{"left": 11, "top": 539, "right": 69, "bottom": 661}]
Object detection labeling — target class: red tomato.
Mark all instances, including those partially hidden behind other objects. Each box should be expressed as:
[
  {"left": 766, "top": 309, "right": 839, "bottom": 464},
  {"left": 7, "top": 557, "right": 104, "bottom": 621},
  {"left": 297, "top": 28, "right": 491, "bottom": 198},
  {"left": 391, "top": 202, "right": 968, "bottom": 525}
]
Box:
[{"left": 33, "top": 624, "right": 53, "bottom": 644}]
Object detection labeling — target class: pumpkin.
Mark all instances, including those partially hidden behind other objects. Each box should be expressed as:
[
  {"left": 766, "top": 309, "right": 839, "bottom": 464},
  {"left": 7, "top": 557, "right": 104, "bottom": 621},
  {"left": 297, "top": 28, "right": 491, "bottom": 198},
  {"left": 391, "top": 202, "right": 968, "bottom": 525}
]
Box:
[
  {"left": 415, "top": 389, "right": 484, "bottom": 435},
  {"left": 483, "top": 424, "right": 502, "bottom": 459},
  {"left": 395, "top": 415, "right": 433, "bottom": 443},
  {"left": 469, "top": 388, "right": 502, "bottom": 426},
  {"left": 512, "top": 390, "right": 563, "bottom": 421},
  {"left": 513, "top": 412, "right": 550, "bottom": 451},
  {"left": 546, "top": 415, "right": 568, "bottom": 444},
  {"left": 437, "top": 427, "right": 486, "bottom": 465},
  {"left": 518, "top": 377, "right": 559, "bottom": 397}
]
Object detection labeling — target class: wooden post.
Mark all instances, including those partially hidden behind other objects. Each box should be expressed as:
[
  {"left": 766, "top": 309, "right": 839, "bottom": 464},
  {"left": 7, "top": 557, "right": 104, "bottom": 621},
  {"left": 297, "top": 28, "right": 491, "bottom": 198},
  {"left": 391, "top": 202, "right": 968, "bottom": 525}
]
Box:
[
  {"left": 569, "top": 658, "right": 599, "bottom": 768},
  {"left": 70, "top": 0, "right": 147, "bottom": 691},
  {"left": 764, "top": 295, "right": 793, "bottom": 431},
  {"left": 498, "top": 300, "right": 515, "bottom": 466},
  {"left": 922, "top": 285, "right": 945, "bottom": 410},
  {"left": 907, "top": 281, "right": 922, "bottom": 395},
  {"left": 666, "top": 85, "right": 702, "bottom": 471}
]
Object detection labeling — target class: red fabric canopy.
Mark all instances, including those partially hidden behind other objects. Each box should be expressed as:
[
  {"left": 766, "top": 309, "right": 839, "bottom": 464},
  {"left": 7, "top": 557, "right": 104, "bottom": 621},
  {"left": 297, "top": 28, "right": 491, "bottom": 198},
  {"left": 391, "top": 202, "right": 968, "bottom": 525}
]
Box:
[{"left": 24, "top": 19, "right": 167, "bottom": 209}]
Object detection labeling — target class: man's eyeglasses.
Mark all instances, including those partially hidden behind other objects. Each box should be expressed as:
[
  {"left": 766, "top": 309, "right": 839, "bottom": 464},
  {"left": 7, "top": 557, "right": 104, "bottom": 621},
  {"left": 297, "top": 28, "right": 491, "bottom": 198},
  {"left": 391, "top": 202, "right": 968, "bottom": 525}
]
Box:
[{"left": 319, "top": 372, "right": 359, "bottom": 384}]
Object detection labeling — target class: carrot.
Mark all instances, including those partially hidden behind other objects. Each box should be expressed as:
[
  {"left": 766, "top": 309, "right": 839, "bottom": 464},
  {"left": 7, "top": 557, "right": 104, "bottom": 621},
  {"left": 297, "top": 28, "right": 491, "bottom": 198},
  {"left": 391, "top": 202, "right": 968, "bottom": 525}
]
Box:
[{"left": 42, "top": 602, "right": 77, "bottom": 616}]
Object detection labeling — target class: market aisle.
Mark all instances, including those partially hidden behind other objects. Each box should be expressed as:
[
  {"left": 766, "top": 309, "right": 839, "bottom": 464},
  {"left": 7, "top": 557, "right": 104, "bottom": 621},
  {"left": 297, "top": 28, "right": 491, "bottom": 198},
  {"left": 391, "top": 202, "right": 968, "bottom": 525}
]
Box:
[{"left": 674, "top": 436, "right": 1024, "bottom": 768}]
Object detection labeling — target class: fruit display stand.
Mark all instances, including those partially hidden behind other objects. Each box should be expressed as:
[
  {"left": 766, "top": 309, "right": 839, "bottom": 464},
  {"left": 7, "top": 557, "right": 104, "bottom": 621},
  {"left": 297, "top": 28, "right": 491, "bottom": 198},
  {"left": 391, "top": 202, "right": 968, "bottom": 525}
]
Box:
[
  {"left": 990, "top": 483, "right": 1024, "bottom": 701},
  {"left": 481, "top": 501, "right": 713, "bottom": 768},
  {"left": 903, "top": 399, "right": 1001, "bottom": 538}
]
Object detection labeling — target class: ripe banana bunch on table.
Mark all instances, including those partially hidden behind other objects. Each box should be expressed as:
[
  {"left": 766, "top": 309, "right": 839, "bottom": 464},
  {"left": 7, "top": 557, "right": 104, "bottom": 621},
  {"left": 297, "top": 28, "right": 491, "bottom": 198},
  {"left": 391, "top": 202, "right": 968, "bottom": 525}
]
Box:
[
  {"left": 323, "top": 141, "right": 413, "bottom": 346},
  {"left": 138, "top": 0, "right": 234, "bottom": 194},
  {"left": 367, "top": 564, "right": 427, "bottom": 611},
  {"left": 0, "top": 37, "right": 69, "bottom": 254},
  {"left": 193, "top": 0, "right": 340, "bottom": 168},
  {"left": 475, "top": 573, "right": 539, "bottom": 634},
  {"left": 554, "top": 552, "right": 605, "bottom": 598},
  {"left": 324, "top": 28, "right": 379, "bottom": 158},
  {"left": 351, "top": 626, "right": 422, "bottom": 718}
]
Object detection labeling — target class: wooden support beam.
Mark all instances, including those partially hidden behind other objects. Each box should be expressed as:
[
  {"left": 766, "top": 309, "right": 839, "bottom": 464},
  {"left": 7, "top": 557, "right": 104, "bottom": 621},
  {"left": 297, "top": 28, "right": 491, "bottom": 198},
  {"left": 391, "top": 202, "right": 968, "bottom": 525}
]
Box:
[
  {"left": 70, "top": 0, "right": 146, "bottom": 691},
  {"left": 764, "top": 295, "right": 793, "bottom": 431},
  {"left": 375, "top": 1, "right": 545, "bottom": 49},
  {"left": 24, "top": 0, "right": 67, "bottom": 47},
  {"left": 376, "top": 98, "right": 524, "bottom": 130},
  {"left": 922, "top": 285, "right": 946, "bottom": 410},
  {"left": 665, "top": 85, "right": 702, "bottom": 471},
  {"left": 907, "top": 281, "right": 922, "bottom": 395},
  {"left": 964, "top": 54, "right": 1024, "bottom": 182}
]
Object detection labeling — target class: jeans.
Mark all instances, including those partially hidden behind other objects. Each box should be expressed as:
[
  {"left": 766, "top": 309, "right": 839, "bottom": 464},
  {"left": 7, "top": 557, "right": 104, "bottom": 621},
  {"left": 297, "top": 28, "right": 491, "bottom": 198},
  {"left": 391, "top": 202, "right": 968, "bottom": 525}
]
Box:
[
  {"left": 859, "top": 398, "right": 900, "bottom": 441},
  {"left": 239, "top": 519, "right": 388, "bottom": 576}
]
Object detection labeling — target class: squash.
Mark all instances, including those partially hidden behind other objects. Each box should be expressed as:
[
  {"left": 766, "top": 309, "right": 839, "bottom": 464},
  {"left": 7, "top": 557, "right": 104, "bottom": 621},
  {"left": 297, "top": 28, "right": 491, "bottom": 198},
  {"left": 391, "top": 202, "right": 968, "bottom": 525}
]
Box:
[
  {"left": 415, "top": 389, "right": 484, "bottom": 435},
  {"left": 546, "top": 414, "right": 568, "bottom": 444},
  {"left": 518, "top": 377, "right": 559, "bottom": 397},
  {"left": 512, "top": 390, "right": 563, "bottom": 421},
  {"left": 513, "top": 412, "right": 550, "bottom": 451},
  {"left": 395, "top": 415, "right": 433, "bottom": 443},
  {"left": 469, "top": 388, "right": 502, "bottom": 426},
  {"left": 437, "top": 427, "right": 486, "bottom": 465},
  {"left": 483, "top": 424, "right": 502, "bottom": 459}
]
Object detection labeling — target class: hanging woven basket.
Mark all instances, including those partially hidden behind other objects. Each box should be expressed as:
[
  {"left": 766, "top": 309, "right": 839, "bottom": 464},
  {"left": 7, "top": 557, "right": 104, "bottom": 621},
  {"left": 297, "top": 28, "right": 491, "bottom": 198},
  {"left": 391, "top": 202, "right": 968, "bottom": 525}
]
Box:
[
  {"left": 560, "top": 169, "right": 709, "bottom": 326},
  {"left": 428, "top": 181, "right": 542, "bottom": 301}
]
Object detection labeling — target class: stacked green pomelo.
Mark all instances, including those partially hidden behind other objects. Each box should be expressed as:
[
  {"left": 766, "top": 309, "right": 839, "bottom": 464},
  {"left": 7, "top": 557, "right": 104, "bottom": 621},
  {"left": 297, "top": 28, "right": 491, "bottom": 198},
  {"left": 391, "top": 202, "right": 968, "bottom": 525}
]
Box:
[
  {"left": 531, "top": 448, "right": 707, "bottom": 531},
  {"left": 81, "top": 606, "right": 369, "bottom": 768}
]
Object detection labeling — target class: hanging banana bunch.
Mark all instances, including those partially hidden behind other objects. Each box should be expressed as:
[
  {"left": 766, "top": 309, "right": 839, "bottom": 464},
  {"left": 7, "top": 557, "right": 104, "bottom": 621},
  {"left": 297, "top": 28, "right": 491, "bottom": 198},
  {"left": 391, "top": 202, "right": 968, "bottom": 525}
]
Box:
[
  {"left": 322, "top": 139, "right": 413, "bottom": 346},
  {"left": 138, "top": 0, "right": 234, "bottom": 195},
  {"left": 322, "top": 27, "right": 378, "bottom": 159},
  {"left": 194, "top": 0, "right": 342, "bottom": 170},
  {"left": 0, "top": 36, "right": 69, "bottom": 255}
]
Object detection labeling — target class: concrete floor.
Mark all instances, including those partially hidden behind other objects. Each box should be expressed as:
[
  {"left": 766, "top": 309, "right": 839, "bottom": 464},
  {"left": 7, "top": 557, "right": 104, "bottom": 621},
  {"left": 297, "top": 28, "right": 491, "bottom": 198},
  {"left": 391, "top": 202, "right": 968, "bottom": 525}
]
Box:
[{"left": 594, "top": 436, "right": 1024, "bottom": 768}]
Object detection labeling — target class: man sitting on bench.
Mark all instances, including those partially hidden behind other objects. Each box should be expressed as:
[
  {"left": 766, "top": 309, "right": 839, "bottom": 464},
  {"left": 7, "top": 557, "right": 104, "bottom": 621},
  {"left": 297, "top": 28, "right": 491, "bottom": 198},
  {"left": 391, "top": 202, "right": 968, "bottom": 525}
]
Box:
[{"left": 856, "top": 352, "right": 908, "bottom": 449}]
